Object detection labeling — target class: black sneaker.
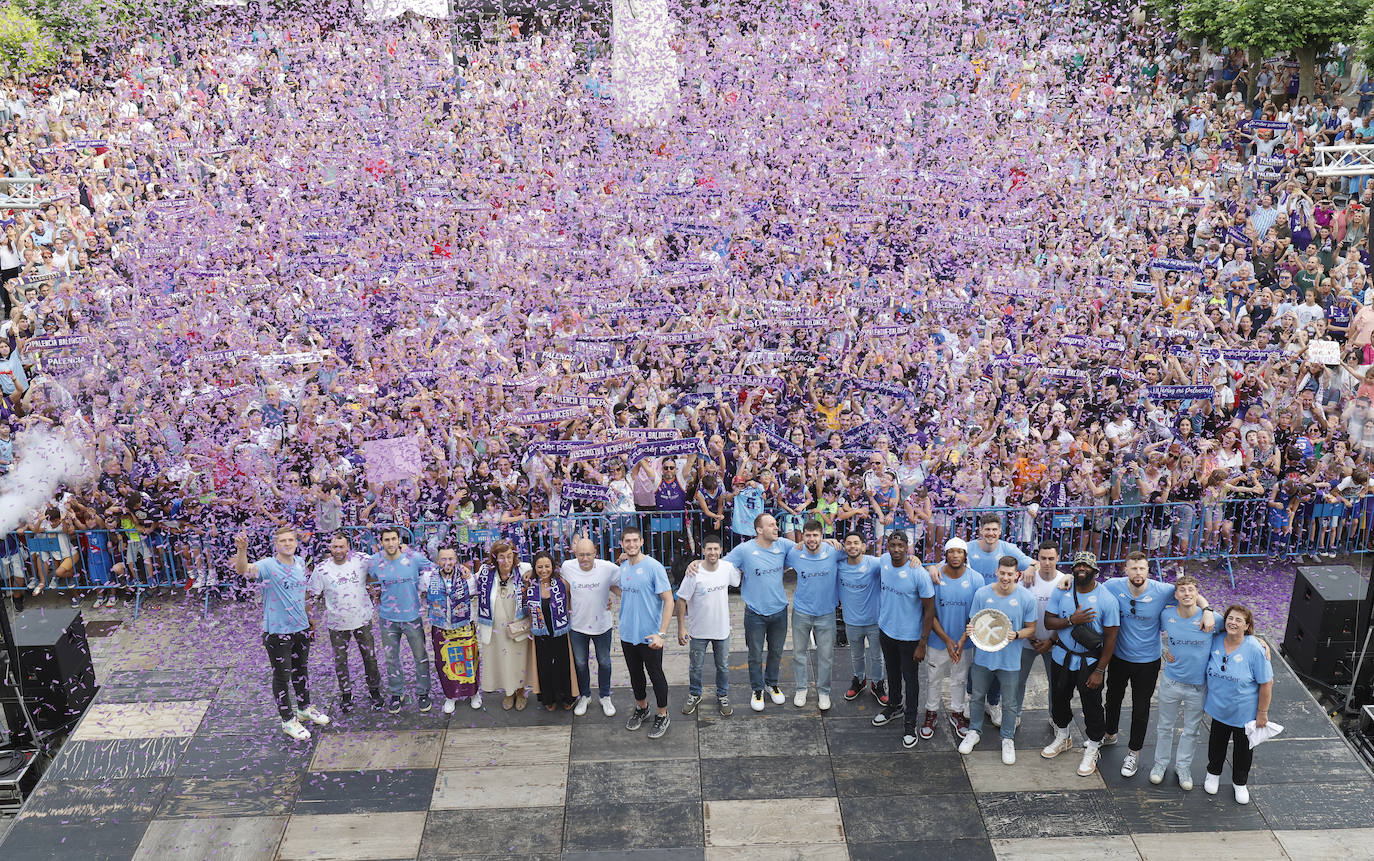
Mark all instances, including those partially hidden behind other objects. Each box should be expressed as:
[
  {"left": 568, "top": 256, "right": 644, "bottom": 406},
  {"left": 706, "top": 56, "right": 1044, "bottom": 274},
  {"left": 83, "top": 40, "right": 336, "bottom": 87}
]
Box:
[
  {"left": 369, "top": 691, "right": 385, "bottom": 710},
  {"left": 845, "top": 676, "right": 866, "bottom": 701},
  {"left": 339, "top": 694, "right": 354, "bottom": 715},
  {"left": 648, "top": 713, "right": 670, "bottom": 739},
  {"left": 417, "top": 694, "right": 432, "bottom": 713},
  {"left": 625, "top": 706, "right": 650, "bottom": 731},
  {"left": 388, "top": 695, "right": 403, "bottom": 714},
  {"left": 871, "top": 704, "right": 902, "bottom": 727},
  {"left": 872, "top": 680, "right": 889, "bottom": 706}
]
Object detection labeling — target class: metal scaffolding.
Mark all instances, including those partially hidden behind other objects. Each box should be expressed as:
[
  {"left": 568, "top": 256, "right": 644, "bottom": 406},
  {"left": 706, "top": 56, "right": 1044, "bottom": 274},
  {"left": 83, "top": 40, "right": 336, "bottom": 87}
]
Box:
[
  {"left": 0, "top": 177, "right": 54, "bottom": 211},
  {"left": 1311, "top": 143, "right": 1374, "bottom": 178}
]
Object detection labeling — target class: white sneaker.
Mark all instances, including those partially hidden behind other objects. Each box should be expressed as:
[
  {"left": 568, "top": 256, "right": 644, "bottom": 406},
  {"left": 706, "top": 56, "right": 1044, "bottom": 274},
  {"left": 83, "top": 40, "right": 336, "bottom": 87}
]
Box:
[
  {"left": 1149, "top": 766, "right": 1165, "bottom": 785},
  {"left": 1002, "top": 739, "right": 1016, "bottom": 765},
  {"left": 470, "top": 693, "right": 483, "bottom": 710},
  {"left": 794, "top": 690, "right": 807, "bottom": 708},
  {"left": 599, "top": 696, "right": 616, "bottom": 717},
  {"left": 751, "top": 691, "right": 765, "bottom": 712},
  {"left": 1234, "top": 784, "right": 1250, "bottom": 804},
  {"left": 281, "top": 718, "right": 311, "bottom": 741},
  {"left": 1121, "top": 751, "right": 1139, "bottom": 778},
  {"left": 573, "top": 695, "right": 590, "bottom": 716},
  {"left": 958, "top": 730, "right": 981, "bottom": 755},
  {"left": 442, "top": 698, "right": 457, "bottom": 714},
  {"left": 986, "top": 703, "right": 1002, "bottom": 728},
  {"left": 1204, "top": 772, "right": 1220, "bottom": 795},
  {"left": 769, "top": 686, "right": 786, "bottom": 704},
  {"left": 296, "top": 705, "right": 331, "bottom": 726},
  {"left": 1077, "top": 741, "right": 1100, "bottom": 777},
  {"left": 1178, "top": 771, "right": 1193, "bottom": 791},
  {"left": 818, "top": 693, "right": 831, "bottom": 711},
  {"left": 1041, "top": 729, "right": 1072, "bottom": 759}
]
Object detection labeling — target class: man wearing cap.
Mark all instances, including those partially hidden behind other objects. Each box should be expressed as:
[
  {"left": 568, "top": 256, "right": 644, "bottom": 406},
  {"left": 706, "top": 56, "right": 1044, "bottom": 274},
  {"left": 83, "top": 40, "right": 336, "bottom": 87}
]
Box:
[
  {"left": 1042, "top": 551, "right": 1120, "bottom": 777},
  {"left": 920, "top": 536, "right": 983, "bottom": 740}
]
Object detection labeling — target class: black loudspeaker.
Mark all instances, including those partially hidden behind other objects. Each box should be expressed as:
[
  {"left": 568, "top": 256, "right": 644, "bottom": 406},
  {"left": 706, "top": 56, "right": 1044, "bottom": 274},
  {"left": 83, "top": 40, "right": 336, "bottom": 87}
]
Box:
[
  {"left": 12, "top": 608, "right": 96, "bottom": 732},
  {"left": 1288, "top": 566, "right": 1365, "bottom": 638}
]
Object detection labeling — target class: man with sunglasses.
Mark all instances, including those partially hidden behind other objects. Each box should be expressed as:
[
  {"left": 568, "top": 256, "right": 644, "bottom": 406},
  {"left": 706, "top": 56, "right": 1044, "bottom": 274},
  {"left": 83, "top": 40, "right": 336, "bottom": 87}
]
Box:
[{"left": 1100, "top": 551, "right": 1213, "bottom": 779}]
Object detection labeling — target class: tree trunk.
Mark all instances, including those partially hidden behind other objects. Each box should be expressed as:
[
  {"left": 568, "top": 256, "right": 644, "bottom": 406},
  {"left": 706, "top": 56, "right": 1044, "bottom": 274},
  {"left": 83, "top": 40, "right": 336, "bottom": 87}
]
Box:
[
  {"left": 1298, "top": 44, "right": 1317, "bottom": 100},
  {"left": 1246, "top": 46, "right": 1262, "bottom": 109}
]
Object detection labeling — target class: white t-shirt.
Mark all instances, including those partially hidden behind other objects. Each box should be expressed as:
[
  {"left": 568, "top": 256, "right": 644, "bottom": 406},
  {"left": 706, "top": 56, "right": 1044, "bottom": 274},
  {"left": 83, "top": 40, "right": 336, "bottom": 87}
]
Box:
[
  {"left": 675, "top": 560, "right": 740, "bottom": 641},
  {"left": 561, "top": 558, "right": 619, "bottom": 634},
  {"left": 307, "top": 554, "right": 374, "bottom": 631},
  {"left": 1029, "top": 571, "right": 1065, "bottom": 641}
]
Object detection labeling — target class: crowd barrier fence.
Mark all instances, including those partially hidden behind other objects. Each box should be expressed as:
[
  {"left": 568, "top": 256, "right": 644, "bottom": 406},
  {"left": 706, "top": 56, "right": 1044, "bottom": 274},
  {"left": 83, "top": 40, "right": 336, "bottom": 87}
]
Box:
[{"left": 3, "top": 497, "right": 1368, "bottom": 617}]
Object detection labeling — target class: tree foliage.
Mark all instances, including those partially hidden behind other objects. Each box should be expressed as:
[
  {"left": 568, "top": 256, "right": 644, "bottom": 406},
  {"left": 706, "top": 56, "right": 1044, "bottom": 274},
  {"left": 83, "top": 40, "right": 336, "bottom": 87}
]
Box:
[{"left": 0, "top": 5, "right": 58, "bottom": 77}]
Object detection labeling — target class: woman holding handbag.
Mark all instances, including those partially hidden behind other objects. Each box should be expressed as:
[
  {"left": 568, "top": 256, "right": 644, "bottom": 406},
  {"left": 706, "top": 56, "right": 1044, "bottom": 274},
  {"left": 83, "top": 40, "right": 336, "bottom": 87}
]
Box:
[
  {"left": 524, "top": 551, "right": 578, "bottom": 711},
  {"left": 476, "top": 540, "right": 533, "bottom": 710}
]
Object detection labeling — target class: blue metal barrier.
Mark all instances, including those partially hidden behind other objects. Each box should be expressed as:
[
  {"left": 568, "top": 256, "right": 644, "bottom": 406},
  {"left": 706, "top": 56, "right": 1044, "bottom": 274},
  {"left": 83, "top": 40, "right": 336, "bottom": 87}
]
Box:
[{"left": 7, "top": 496, "right": 1372, "bottom": 617}]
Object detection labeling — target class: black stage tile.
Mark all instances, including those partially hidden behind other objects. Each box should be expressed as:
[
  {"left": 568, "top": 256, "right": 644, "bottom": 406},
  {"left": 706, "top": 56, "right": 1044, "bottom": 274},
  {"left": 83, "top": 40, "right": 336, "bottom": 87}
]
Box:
[
  {"left": 977, "top": 789, "right": 1128, "bottom": 838},
  {"left": 848, "top": 838, "right": 997, "bottom": 861},
  {"left": 16, "top": 778, "right": 168, "bottom": 824},
  {"left": 697, "top": 714, "right": 827, "bottom": 759},
  {"left": 699, "top": 754, "right": 836, "bottom": 800},
  {"left": 46, "top": 738, "right": 189, "bottom": 781},
  {"left": 563, "top": 801, "right": 703, "bottom": 852},
  {"left": 295, "top": 768, "right": 438, "bottom": 814},
  {"left": 822, "top": 716, "right": 912, "bottom": 756},
  {"left": 423, "top": 807, "right": 563, "bottom": 856},
  {"left": 1252, "top": 779, "right": 1374, "bottom": 830},
  {"left": 1106, "top": 785, "right": 1271, "bottom": 833},
  {"left": 840, "top": 793, "right": 986, "bottom": 844},
  {"left": 570, "top": 713, "right": 700, "bottom": 762},
  {"left": 158, "top": 773, "right": 302, "bottom": 818},
  {"left": 0, "top": 817, "right": 148, "bottom": 861},
  {"left": 566, "top": 759, "right": 700, "bottom": 806},
  {"left": 174, "top": 732, "right": 316, "bottom": 778},
  {"left": 1242, "top": 738, "right": 1372, "bottom": 786},
  {"left": 96, "top": 670, "right": 222, "bottom": 704},
  {"left": 831, "top": 750, "right": 972, "bottom": 798}
]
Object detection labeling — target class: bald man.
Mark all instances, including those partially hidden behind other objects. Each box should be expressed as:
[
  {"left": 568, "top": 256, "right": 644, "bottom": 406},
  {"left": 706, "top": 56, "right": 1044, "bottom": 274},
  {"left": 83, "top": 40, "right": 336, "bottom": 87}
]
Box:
[{"left": 562, "top": 538, "right": 621, "bottom": 716}]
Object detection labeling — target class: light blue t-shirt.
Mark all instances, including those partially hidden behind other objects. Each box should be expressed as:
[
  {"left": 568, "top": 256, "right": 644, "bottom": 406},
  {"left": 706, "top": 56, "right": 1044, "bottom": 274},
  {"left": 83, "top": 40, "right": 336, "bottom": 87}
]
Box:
[
  {"left": 731, "top": 487, "right": 766, "bottom": 536},
  {"left": 786, "top": 543, "right": 841, "bottom": 616},
  {"left": 1048, "top": 585, "right": 1121, "bottom": 670},
  {"left": 965, "top": 539, "right": 1033, "bottom": 579},
  {"left": 970, "top": 583, "right": 1037, "bottom": 672},
  {"left": 366, "top": 550, "right": 434, "bottom": 623},
  {"left": 1102, "top": 578, "right": 1176, "bottom": 663},
  {"left": 1204, "top": 634, "right": 1273, "bottom": 727},
  {"left": 725, "top": 537, "right": 796, "bottom": 615},
  {"left": 929, "top": 567, "right": 985, "bottom": 649},
  {"left": 258, "top": 556, "right": 309, "bottom": 634},
  {"left": 837, "top": 555, "right": 882, "bottom": 626},
  {"left": 877, "top": 553, "right": 935, "bottom": 641},
  {"left": 1161, "top": 606, "right": 1212, "bottom": 685},
  {"left": 618, "top": 556, "right": 671, "bottom": 644}
]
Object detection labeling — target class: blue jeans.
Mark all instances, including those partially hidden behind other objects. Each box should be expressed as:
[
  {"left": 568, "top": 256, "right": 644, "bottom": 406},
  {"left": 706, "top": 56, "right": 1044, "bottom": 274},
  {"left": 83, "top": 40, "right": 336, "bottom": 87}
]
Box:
[
  {"left": 570, "top": 628, "right": 613, "bottom": 698},
  {"left": 791, "top": 608, "right": 837, "bottom": 696},
  {"left": 977, "top": 668, "right": 1003, "bottom": 707},
  {"left": 967, "top": 663, "right": 1022, "bottom": 740},
  {"left": 744, "top": 606, "right": 788, "bottom": 692},
  {"left": 847, "top": 621, "right": 884, "bottom": 682},
  {"left": 380, "top": 618, "right": 431, "bottom": 699},
  {"left": 1017, "top": 645, "right": 1054, "bottom": 697},
  {"left": 1152, "top": 674, "right": 1205, "bottom": 775},
  {"left": 689, "top": 637, "right": 729, "bottom": 697}
]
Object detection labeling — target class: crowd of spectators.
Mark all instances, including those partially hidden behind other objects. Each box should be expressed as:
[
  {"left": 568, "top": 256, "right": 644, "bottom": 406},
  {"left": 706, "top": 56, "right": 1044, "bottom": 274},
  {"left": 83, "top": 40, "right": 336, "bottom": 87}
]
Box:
[{"left": 4, "top": 0, "right": 1374, "bottom": 605}]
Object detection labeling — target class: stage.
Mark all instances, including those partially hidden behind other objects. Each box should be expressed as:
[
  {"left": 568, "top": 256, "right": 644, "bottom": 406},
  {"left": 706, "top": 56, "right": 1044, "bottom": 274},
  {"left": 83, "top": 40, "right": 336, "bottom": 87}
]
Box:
[{"left": 1, "top": 596, "right": 1372, "bottom": 860}]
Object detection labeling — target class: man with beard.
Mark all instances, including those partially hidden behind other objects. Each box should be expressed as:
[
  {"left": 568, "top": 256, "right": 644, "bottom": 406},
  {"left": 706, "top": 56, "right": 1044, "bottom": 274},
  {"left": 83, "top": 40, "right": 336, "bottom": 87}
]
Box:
[
  {"left": 921, "top": 537, "right": 982, "bottom": 740},
  {"left": 870, "top": 531, "right": 936, "bottom": 750},
  {"left": 1042, "top": 552, "right": 1120, "bottom": 777}
]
